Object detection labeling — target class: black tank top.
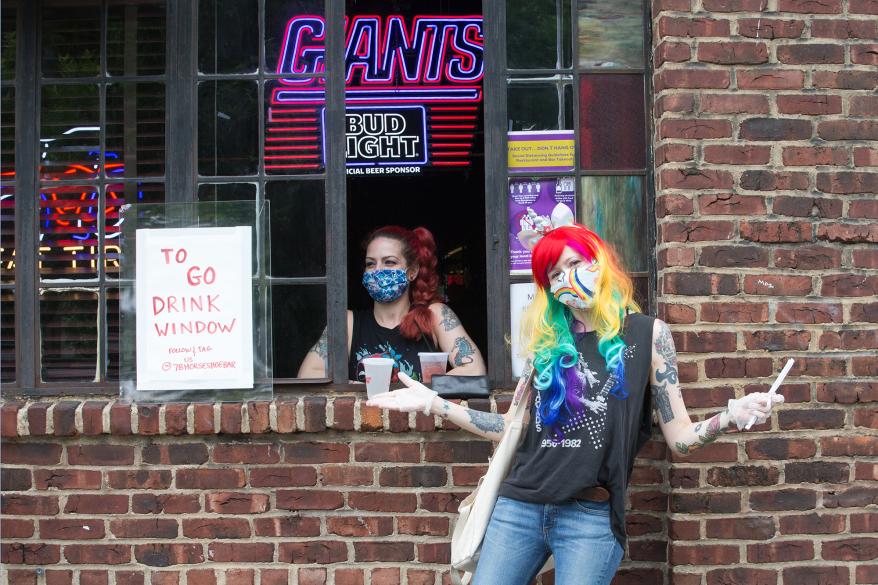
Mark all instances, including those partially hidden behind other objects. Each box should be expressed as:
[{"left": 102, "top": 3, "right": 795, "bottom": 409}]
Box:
[
  {"left": 499, "top": 312, "right": 656, "bottom": 549},
  {"left": 348, "top": 309, "right": 436, "bottom": 382}
]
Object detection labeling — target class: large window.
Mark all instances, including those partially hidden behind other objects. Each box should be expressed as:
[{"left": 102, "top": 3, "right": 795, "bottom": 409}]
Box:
[{"left": 2, "top": 0, "right": 652, "bottom": 394}]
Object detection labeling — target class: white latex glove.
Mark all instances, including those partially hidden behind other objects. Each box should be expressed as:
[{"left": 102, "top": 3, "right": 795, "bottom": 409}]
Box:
[
  {"left": 727, "top": 392, "right": 785, "bottom": 431},
  {"left": 366, "top": 371, "right": 438, "bottom": 415}
]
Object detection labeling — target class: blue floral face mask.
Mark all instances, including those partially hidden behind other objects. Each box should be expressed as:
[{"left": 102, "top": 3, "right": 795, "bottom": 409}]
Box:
[{"left": 362, "top": 269, "right": 409, "bottom": 303}]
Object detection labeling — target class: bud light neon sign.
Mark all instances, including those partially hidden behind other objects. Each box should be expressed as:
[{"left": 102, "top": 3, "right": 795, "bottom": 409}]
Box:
[{"left": 266, "top": 14, "right": 483, "bottom": 174}]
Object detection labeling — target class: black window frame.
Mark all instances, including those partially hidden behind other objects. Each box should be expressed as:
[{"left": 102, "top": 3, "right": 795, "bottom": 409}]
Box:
[{"left": 3, "top": 0, "right": 653, "bottom": 397}]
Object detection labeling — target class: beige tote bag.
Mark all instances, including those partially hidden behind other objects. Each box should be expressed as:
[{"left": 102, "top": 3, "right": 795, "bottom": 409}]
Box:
[{"left": 450, "top": 365, "right": 553, "bottom": 584}]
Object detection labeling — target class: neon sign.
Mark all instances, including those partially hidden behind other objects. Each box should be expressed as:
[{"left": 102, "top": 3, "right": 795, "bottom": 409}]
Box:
[{"left": 266, "top": 14, "right": 483, "bottom": 173}]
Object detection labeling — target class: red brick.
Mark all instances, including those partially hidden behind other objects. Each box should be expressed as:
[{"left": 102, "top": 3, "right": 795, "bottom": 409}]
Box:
[
  {"left": 661, "top": 119, "right": 731, "bottom": 140},
  {"left": 297, "top": 568, "right": 326, "bottom": 585},
  {"left": 738, "top": 18, "right": 805, "bottom": 39},
  {"left": 212, "top": 443, "right": 279, "bottom": 464},
  {"left": 64, "top": 544, "right": 130, "bottom": 565},
  {"left": 1, "top": 494, "right": 60, "bottom": 515},
  {"left": 854, "top": 249, "right": 878, "bottom": 268},
  {"left": 2, "top": 443, "right": 63, "bottom": 465},
  {"left": 52, "top": 401, "right": 78, "bottom": 437},
  {"left": 822, "top": 274, "right": 878, "bottom": 297},
  {"left": 107, "top": 470, "right": 172, "bottom": 490},
  {"left": 250, "top": 466, "right": 317, "bottom": 487},
  {"left": 207, "top": 542, "right": 274, "bottom": 563},
  {"left": 246, "top": 401, "right": 270, "bottom": 434},
  {"left": 225, "top": 570, "right": 253, "bottom": 585},
  {"left": 656, "top": 41, "right": 691, "bottom": 67},
  {"left": 706, "top": 517, "right": 776, "bottom": 540},
  {"left": 740, "top": 118, "right": 812, "bottom": 141},
  {"left": 740, "top": 170, "right": 810, "bottom": 192},
  {"left": 779, "top": 0, "right": 841, "bottom": 11},
  {"left": 658, "top": 17, "right": 731, "bottom": 37},
  {"left": 743, "top": 274, "right": 812, "bottom": 296},
  {"left": 662, "top": 220, "right": 734, "bottom": 243},
  {"left": 68, "top": 444, "right": 135, "bottom": 466},
  {"left": 783, "top": 567, "right": 848, "bottom": 585},
  {"left": 779, "top": 512, "right": 845, "bottom": 535},
  {"left": 260, "top": 570, "right": 290, "bottom": 585},
  {"left": 134, "top": 544, "right": 204, "bottom": 566},
  {"left": 852, "top": 303, "right": 878, "bottom": 323},
  {"left": 785, "top": 461, "right": 850, "bottom": 484},
  {"left": 850, "top": 200, "right": 878, "bottom": 219},
  {"left": 706, "top": 465, "right": 779, "bottom": 487},
  {"left": 44, "top": 571, "right": 73, "bottom": 585},
  {"left": 193, "top": 403, "right": 215, "bottom": 435},
  {"left": 40, "top": 519, "right": 105, "bottom": 540},
  {"left": 284, "top": 441, "right": 349, "bottom": 463},
  {"left": 64, "top": 494, "right": 129, "bottom": 514},
  {"left": 321, "top": 465, "right": 373, "bottom": 486},
  {"left": 749, "top": 489, "right": 817, "bottom": 511},
  {"left": 698, "top": 41, "right": 768, "bottom": 64},
  {"left": 142, "top": 443, "right": 208, "bottom": 465},
  {"left": 700, "top": 246, "right": 769, "bottom": 268},
  {"left": 656, "top": 69, "right": 731, "bottom": 91},
  {"left": 333, "top": 569, "right": 364, "bottom": 585},
  {"left": 656, "top": 93, "right": 696, "bottom": 117},
  {"left": 109, "top": 519, "right": 178, "bottom": 539},
  {"left": 131, "top": 494, "right": 200, "bottom": 514},
  {"left": 818, "top": 382, "right": 878, "bottom": 404},
  {"left": 853, "top": 44, "right": 878, "bottom": 65},
  {"left": 349, "top": 491, "right": 418, "bottom": 512},
  {"left": 773, "top": 246, "right": 841, "bottom": 269},
  {"left": 220, "top": 403, "right": 243, "bottom": 434},
  {"left": 772, "top": 196, "right": 842, "bottom": 218},
  {"left": 276, "top": 489, "right": 344, "bottom": 510},
  {"left": 34, "top": 469, "right": 101, "bottom": 490},
  {"left": 811, "top": 19, "right": 878, "bottom": 38},
  {"left": 2, "top": 543, "right": 61, "bottom": 565},
  {"left": 822, "top": 538, "right": 878, "bottom": 561},
  {"left": 164, "top": 403, "right": 188, "bottom": 436},
  {"left": 205, "top": 492, "right": 269, "bottom": 514},
  {"left": 354, "top": 541, "right": 415, "bottom": 562},
  {"left": 277, "top": 541, "right": 347, "bottom": 564},
  {"left": 700, "top": 93, "right": 769, "bottom": 114},
  {"left": 353, "top": 442, "right": 420, "bottom": 462},
  {"left": 819, "top": 121, "right": 878, "bottom": 142},
  {"left": 703, "top": 145, "right": 770, "bottom": 165},
  {"left": 175, "top": 469, "right": 244, "bottom": 489},
  {"left": 185, "top": 570, "right": 215, "bottom": 585},
  {"left": 110, "top": 402, "right": 133, "bottom": 435},
  {"left": 1, "top": 518, "right": 35, "bottom": 538},
  {"left": 182, "top": 518, "right": 250, "bottom": 539},
  {"left": 782, "top": 146, "right": 848, "bottom": 167},
  {"left": 821, "top": 436, "right": 878, "bottom": 457},
  {"left": 137, "top": 404, "right": 160, "bottom": 435},
  {"left": 851, "top": 512, "right": 878, "bottom": 533},
  {"left": 748, "top": 540, "right": 814, "bottom": 563},
  {"left": 255, "top": 516, "right": 321, "bottom": 537},
  {"left": 326, "top": 516, "right": 393, "bottom": 537},
  {"left": 746, "top": 438, "right": 816, "bottom": 460},
  {"left": 661, "top": 168, "right": 734, "bottom": 190},
  {"left": 670, "top": 544, "right": 739, "bottom": 565},
  {"left": 656, "top": 194, "right": 695, "bottom": 217},
  {"left": 737, "top": 69, "right": 804, "bottom": 89},
  {"left": 701, "top": 303, "right": 768, "bottom": 323},
  {"left": 854, "top": 357, "right": 878, "bottom": 377},
  {"left": 332, "top": 397, "right": 355, "bottom": 431},
  {"left": 776, "top": 302, "right": 843, "bottom": 324},
  {"left": 778, "top": 44, "right": 844, "bottom": 64},
  {"left": 672, "top": 492, "right": 740, "bottom": 513},
  {"left": 855, "top": 147, "right": 878, "bottom": 168},
  {"left": 425, "top": 441, "right": 492, "bottom": 463},
  {"left": 740, "top": 221, "right": 811, "bottom": 243},
  {"left": 275, "top": 400, "right": 297, "bottom": 433},
  {"left": 698, "top": 193, "right": 765, "bottom": 215},
  {"left": 813, "top": 70, "right": 878, "bottom": 90},
  {"left": 370, "top": 568, "right": 400, "bottom": 585},
  {"left": 302, "top": 396, "right": 327, "bottom": 432},
  {"left": 851, "top": 0, "right": 878, "bottom": 13},
  {"left": 778, "top": 410, "right": 844, "bottom": 430}
]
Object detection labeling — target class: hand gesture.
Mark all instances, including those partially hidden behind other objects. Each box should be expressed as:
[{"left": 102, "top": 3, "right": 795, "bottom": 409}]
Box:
[
  {"left": 727, "top": 392, "right": 785, "bottom": 431},
  {"left": 366, "top": 371, "right": 438, "bottom": 415}
]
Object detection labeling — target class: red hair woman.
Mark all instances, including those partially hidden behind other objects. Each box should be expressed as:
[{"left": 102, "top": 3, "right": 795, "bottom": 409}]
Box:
[{"left": 298, "top": 225, "right": 486, "bottom": 381}]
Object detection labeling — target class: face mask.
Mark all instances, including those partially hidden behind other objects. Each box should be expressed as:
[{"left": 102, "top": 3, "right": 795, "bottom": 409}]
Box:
[
  {"left": 362, "top": 269, "right": 409, "bottom": 303},
  {"left": 550, "top": 261, "right": 600, "bottom": 309}
]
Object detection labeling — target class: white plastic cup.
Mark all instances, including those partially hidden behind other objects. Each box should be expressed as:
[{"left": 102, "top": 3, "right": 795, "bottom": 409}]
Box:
[
  {"left": 363, "top": 357, "right": 395, "bottom": 398},
  {"left": 418, "top": 352, "right": 449, "bottom": 384}
]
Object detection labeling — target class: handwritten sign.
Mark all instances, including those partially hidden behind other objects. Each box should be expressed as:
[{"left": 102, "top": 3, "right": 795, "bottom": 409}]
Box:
[
  {"left": 135, "top": 227, "right": 254, "bottom": 391},
  {"left": 508, "top": 131, "right": 575, "bottom": 173}
]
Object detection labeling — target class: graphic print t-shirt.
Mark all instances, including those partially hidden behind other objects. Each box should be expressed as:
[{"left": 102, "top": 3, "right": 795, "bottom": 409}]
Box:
[
  {"left": 347, "top": 309, "right": 435, "bottom": 382},
  {"left": 499, "top": 312, "right": 656, "bottom": 549}
]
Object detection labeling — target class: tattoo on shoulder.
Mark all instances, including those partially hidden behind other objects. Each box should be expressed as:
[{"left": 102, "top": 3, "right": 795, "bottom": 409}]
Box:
[
  {"left": 467, "top": 409, "right": 504, "bottom": 434},
  {"left": 651, "top": 382, "right": 674, "bottom": 424},
  {"left": 452, "top": 336, "right": 475, "bottom": 366},
  {"left": 440, "top": 305, "right": 462, "bottom": 331},
  {"left": 654, "top": 321, "right": 679, "bottom": 386},
  {"left": 312, "top": 328, "right": 328, "bottom": 360}
]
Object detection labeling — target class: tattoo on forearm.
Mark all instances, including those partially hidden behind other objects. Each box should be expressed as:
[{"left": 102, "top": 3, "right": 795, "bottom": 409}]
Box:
[
  {"left": 675, "top": 413, "right": 723, "bottom": 455},
  {"left": 440, "top": 305, "right": 462, "bottom": 331},
  {"left": 652, "top": 382, "right": 674, "bottom": 424},
  {"left": 452, "top": 336, "right": 475, "bottom": 366},
  {"left": 312, "top": 328, "right": 328, "bottom": 360},
  {"left": 439, "top": 400, "right": 451, "bottom": 419},
  {"left": 654, "top": 322, "right": 679, "bottom": 385},
  {"left": 467, "top": 409, "right": 504, "bottom": 434}
]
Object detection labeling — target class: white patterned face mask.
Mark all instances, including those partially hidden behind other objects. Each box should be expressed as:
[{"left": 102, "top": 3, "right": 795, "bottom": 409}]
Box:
[
  {"left": 362, "top": 269, "right": 409, "bottom": 303},
  {"left": 549, "top": 261, "right": 601, "bottom": 309}
]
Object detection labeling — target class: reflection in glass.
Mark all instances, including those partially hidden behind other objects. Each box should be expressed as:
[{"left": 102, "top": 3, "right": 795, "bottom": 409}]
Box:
[
  {"left": 272, "top": 284, "right": 326, "bottom": 379},
  {"left": 40, "top": 84, "right": 100, "bottom": 179},
  {"left": 507, "top": 0, "right": 571, "bottom": 70},
  {"left": 579, "top": 74, "right": 645, "bottom": 170},
  {"left": 107, "top": 82, "right": 166, "bottom": 176},
  {"left": 264, "top": 78, "right": 325, "bottom": 175},
  {"left": 41, "top": 0, "right": 101, "bottom": 77},
  {"left": 579, "top": 176, "right": 646, "bottom": 272},
  {"left": 266, "top": 181, "right": 325, "bottom": 277},
  {"left": 197, "top": 183, "right": 258, "bottom": 202},
  {"left": 1, "top": 2, "right": 15, "bottom": 80},
  {"left": 265, "top": 0, "right": 325, "bottom": 74},
  {"left": 105, "top": 182, "right": 164, "bottom": 278},
  {"left": 199, "top": 0, "right": 258, "bottom": 74},
  {"left": 39, "top": 184, "right": 101, "bottom": 280},
  {"left": 508, "top": 79, "right": 573, "bottom": 131},
  {"left": 1, "top": 87, "right": 13, "bottom": 176},
  {"left": 578, "top": 0, "right": 644, "bottom": 69},
  {"left": 107, "top": 1, "right": 166, "bottom": 76},
  {"left": 1, "top": 186, "right": 13, "bottom": 283},
  {"left": 0, "top": 289, "right": 13, "bottom": 383},
  {"left": 632, "top": 276, "right": 649, "bottom": 310},
  {"left": 198, "top": 80, "right": 259, "bottom": 176},
  {"left": 40, "top": 288, "right": 99, "bottom": 382}
]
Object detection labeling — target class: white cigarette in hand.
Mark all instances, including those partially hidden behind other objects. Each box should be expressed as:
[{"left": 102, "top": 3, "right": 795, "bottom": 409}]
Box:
[{"left": 745, "top": 358, "right": 795, "bottom": 430}]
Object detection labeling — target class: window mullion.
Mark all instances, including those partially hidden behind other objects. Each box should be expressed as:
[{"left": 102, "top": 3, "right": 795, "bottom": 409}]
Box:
[
  {"left": 483, "top": 0, "right": 511, "bottom": 387},
  {"left": 166, "top": 0, "right": 197, "bottom": 203},
  {"left": 325, "top": 0, "right": 347, "bottom": 384},
  {"left": 15, "top": 0, "right": 40, "bottom": 389}
]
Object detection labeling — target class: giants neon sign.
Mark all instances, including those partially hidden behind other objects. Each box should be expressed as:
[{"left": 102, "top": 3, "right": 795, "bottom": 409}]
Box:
[{"left": 266, "top": 14, "right": 483, "bottom": 173}]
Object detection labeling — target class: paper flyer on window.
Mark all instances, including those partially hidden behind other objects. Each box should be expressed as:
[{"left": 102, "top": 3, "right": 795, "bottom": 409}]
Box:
[
  {"left": 508, "top": 177, "right": 576, "bottom": 275},
  {"left": 135, "top": 226, "right": 254, "bottom": 391},
  {"left": 510, "top": 282, "right": 537, "bottom": 378}
]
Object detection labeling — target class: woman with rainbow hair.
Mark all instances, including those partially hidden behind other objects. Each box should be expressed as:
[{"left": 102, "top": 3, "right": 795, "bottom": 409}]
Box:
[{"left": 369, "top": 219, "right": 784, "bottom": 585}]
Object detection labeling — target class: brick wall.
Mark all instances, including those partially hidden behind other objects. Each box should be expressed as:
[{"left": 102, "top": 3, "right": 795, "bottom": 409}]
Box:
[
  {"left": 0, "top": 399, "right": 667, "bottom": 585},
  {"left": 653, "top": 0, "right": 878, "bottom": 584}
]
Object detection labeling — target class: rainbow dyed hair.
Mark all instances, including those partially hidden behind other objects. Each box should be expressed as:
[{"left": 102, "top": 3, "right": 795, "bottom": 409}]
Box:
[{"left": 521, "top": 224, "right": 640, "bottom": 434}]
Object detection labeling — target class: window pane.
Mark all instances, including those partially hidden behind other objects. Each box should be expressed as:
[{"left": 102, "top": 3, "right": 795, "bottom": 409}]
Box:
[
  {"left": 107, "top": 82, "right": 166, "bottom": 177},
  {"left": 1, "top": 2, "right": 15, "bottom": 80},
  {"left": 39, "top": 184, "right": 101, "bottom": 280},
  {"left": 198, "top": 80, "right": 259, "bottom": 176},
  {"left": 508, "top": 78, "right": 573, "bottom": 132},
  {"left": 107, "top": 0, "right": 167, "bottom": 76},
  {"left": 106, "top": 182, "right": 164, "bottom": 279},
  {"left": 1, "top": 186, "right": 13, "bottom": 283},
  {"left": 107, "top": 287, "right": 119, "bottom": 381},
  {"left": 272, "top": 284, "right": 326, "bottom": 379},
  {"left": 507, "top": 0, "right": 571, "bottom": 70},
  {"left": 579, "top": 175, "right": 646, "bottom": 272},
  {"left": 41, "top": 0, "right": 101, "bottom": 78},
  {"left": 1, "top": 87, "right": 14, "bottom": 175},
  {"left": 199, "top": 0, "right": 258, "bottom": 74},
  {"left": 578, "top": 0, "right": 644, "bottom": 69},
  {"left": 265, "top": 78, "right": 325, "bottom": 175},
  {"left": 0, "top": 289, "right": 13, "bottom": 383},
  {"left": 266, "top": 180, "right": 325, "bottom": 277},
  {"left": 579, "top": 74, "right": 645, "bottom": 170},
  {"left": 41, "top": 84, "right": 100, "bottom": 180},
  {"left": 265, "top": 0, "right": 325, "bottom": 75},
  {"left": 40, "top": 288, "right": 99, "bottom": 382},
  {"left": 633, "top": 275, "right": 649, "bottom": 312},
  {"left": 197, "top": 182, "right": 258, "bottom": 201}
]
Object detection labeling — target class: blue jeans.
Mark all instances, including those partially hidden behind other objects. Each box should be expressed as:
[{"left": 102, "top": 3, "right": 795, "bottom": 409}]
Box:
[{"left": 472, "top": 496, "right": 624, "bottom": 585}]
